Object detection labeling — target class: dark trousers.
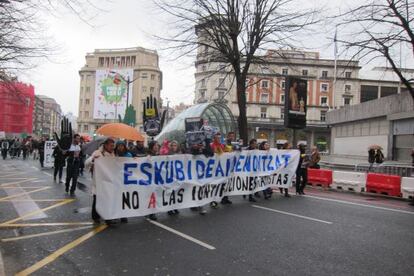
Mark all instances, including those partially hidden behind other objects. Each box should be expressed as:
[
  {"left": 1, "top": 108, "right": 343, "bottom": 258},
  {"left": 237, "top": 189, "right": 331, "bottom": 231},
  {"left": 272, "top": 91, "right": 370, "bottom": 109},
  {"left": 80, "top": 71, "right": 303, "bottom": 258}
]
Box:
[
  {"left": 296, "top": 169, "right": 308, "bottom": 193},
  {"left": 92, "top": 195, "right": 101, "bottom": 221},
  {"left": 39, "top": 152, "right": 44, "bottom": 167},
  {"left": 279, "top": 188, "right": 289, "bottom": 195},
  {"left": 54, "top": 163, "right": 64, "bottom": 180},
  {"left": 65, "top": 161, "right": 80, "bottom": 192}
]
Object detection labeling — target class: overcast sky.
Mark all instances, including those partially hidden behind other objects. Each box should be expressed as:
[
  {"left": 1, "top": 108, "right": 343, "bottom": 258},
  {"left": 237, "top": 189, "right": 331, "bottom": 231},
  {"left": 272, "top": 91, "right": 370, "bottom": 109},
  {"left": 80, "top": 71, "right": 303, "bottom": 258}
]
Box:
[{"left": 18, "top": 0, "right": 401, "bottom": 115}]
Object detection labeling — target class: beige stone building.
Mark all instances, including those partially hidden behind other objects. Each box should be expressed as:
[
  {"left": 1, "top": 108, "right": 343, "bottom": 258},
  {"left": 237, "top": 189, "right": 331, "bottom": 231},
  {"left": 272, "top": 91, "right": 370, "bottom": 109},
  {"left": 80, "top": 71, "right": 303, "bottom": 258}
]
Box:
[
  {"left": 37, "top": 95, "right": 62, "bottom": 138},
  {"left": 77, "top": 47, "right": 162, "bottom": 135}
]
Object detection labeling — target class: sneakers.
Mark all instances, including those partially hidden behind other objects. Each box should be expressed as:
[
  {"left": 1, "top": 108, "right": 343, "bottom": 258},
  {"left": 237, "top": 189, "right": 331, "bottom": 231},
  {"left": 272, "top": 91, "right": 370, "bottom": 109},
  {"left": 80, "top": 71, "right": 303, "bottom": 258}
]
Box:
[
  {"left": 248, "top": 195, "right": 257, "bottom": 202},
  {"left": 221, "top": 197, "right": 232, "bottom": 205},
  {"left": 174, "top": 209, "right": 180, "bottom": 214},
  {"left": 210, "top": 201, "right": 219, "bottom": 209},
  {"left": 199, "top": 207, "right": 207, "bottom": 215},
  {"left": 147, "top": 214, "right": 157, "bottom": 221},
  {"left": 167, "top": 210, "right": 175, "bottom": 216}
]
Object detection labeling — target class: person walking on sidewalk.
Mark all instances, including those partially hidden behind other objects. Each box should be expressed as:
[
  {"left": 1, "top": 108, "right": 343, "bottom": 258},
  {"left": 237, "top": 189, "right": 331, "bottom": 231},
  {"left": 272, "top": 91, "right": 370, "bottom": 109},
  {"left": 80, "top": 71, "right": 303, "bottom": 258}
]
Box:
[
  {"left": 65, "top": 134, "right": 81, "bottom": 196},
  {"left": 52, "top": 145, "right": 66, "bottom": 183},
  {"left": 86, "top": 137, "right": 115, "bottom": 224}
]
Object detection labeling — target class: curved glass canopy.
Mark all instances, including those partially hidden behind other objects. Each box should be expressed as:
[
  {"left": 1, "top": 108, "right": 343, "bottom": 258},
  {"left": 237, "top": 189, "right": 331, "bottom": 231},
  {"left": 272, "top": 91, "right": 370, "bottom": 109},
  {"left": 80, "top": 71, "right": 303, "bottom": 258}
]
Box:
[{"left": 155, "top": 103, "right": 237, "bottom": 144}]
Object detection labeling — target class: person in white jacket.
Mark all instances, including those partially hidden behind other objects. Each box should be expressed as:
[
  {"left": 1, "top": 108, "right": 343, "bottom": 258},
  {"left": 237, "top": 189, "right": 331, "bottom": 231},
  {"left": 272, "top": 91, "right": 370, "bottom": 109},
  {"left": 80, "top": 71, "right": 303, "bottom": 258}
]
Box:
[{"left": 85, "top": 138, "right": 115, "bottom": 224}]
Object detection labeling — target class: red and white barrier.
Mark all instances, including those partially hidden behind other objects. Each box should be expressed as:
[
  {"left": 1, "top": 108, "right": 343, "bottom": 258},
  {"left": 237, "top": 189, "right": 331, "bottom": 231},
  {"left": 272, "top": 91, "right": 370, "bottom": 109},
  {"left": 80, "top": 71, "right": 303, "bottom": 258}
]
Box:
[
  {"left": 332, "top": 171, "right": 366, "bottom": 192},
  {"left": 401, "top": 177, "right": 414, "bottom": 199}
]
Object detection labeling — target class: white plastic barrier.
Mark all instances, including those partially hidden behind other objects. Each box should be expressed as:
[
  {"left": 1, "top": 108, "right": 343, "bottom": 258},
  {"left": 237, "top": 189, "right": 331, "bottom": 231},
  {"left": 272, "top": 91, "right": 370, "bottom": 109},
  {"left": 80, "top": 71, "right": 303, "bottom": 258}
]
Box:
[
  {"left": 332, "top": 171, "right": 367, "bottom": 192},
  {"left": 401, "top": 177, "right": 414, "bottom": 199}
]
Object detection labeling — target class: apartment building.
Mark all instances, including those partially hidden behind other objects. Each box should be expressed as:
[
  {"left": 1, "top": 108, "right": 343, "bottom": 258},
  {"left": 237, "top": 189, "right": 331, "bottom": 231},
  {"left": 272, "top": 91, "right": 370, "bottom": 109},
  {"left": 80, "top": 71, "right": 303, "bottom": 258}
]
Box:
[
  {"left": 37, "top": 95, "right": 62, "bottom": 138},
  {"left": 77, "top": 47, "right": 162, "bottom": 135}
]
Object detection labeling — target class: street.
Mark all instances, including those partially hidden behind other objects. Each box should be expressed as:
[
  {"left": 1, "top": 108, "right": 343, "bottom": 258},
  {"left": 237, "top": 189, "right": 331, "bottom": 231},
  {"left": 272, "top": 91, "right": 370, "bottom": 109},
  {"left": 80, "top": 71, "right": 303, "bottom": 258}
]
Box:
[{"left": 0, "top": 158, "right": 413, "bottom": 276}]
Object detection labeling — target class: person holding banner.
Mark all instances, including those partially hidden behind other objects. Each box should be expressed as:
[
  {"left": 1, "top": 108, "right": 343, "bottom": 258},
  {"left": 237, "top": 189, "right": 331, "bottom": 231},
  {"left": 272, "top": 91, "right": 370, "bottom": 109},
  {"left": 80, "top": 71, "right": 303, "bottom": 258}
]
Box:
[
  {"left": 86, "top": 137, "right": 115, "bottom": 224},
  {"left": 279, "top": 142, "right": 292, "bottom": 197},
  {"left": 296, "top": 144, "right": 309, "bottom": 195},
  {"left": 210, "top": 132, "right": 225, "bottom": 208},
  {"left": 245, "top": 139, "right": 260, "bottom": 202},
  {"left": 115, "top": 140, "right": 133, "bottom": 157},
  {"left": 65, "top": 134, "right": 81, "bottom": 196},
  {"left": 259, "top": 141, "right": 273, "bottom": 200}
]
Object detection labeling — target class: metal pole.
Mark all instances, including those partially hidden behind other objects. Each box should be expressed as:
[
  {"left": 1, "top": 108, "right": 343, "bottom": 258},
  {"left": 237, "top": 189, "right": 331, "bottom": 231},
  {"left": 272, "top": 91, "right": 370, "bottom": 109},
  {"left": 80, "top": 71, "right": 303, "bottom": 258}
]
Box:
[
  {"left": 126, "top": 76, "right": 130, "bottom": 107},
  {"left": 292, "top": 129, "right": 297, "bottom": 148}
]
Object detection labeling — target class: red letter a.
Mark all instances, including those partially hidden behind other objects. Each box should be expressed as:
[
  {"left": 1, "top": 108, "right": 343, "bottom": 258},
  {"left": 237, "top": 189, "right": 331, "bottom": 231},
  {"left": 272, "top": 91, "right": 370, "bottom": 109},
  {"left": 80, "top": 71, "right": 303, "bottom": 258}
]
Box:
[{"left": 148, "top": 192, "right": 156, "bottom": 209}]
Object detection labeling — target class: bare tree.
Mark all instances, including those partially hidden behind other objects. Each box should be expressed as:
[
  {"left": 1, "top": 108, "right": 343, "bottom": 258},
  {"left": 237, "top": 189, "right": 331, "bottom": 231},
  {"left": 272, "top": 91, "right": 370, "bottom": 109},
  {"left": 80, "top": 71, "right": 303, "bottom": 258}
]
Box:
[
  {"left": 337, "top": 0, "right": 414, "bottom": 99},
  {"left": 0, "top": 0, "right": 102, "bottom": 82},
  {"left": 154, "top": 0, "right": 319, "bottom": 143}
]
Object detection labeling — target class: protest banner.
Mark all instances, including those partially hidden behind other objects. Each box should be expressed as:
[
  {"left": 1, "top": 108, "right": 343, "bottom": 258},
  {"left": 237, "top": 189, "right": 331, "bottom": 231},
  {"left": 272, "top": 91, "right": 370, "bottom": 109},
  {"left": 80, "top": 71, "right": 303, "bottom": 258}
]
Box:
[
  {"left": 95, "top": 149, "right": 300, "bottom": 219},
  {"left": 44, "top": 141, "right": 58, "bottom": 168}
]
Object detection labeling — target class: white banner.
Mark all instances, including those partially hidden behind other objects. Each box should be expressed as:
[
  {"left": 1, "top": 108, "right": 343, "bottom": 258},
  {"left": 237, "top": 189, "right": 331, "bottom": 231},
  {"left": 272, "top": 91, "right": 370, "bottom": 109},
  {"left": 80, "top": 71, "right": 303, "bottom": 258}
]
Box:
[
  {"left": 93, "top": 69, "right": 133, "bottom": 119},
  {"left": 44, "top": 141, "right": 58, "bottom": 168},
  {"left": 95, "top": 149, "right": 300, "bottom": 219}
]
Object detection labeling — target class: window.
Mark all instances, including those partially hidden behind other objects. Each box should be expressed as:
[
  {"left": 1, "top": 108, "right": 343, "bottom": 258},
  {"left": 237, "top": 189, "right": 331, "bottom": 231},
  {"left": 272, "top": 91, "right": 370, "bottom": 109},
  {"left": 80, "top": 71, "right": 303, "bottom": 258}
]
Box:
[
  {"left": 345, "top": 71, "right": 352, "bottom": 78},
  {"left": 142, "top": 86, "right": 147, "bottom": 93},
  {"left": 79, "top": 99, "right": 83, "bottom": 105},
  {"left": 199, "top": 89, "right": 206, "bottom": 98},
  {"left": 218, "top": 63, "right": 226, "bottom": 71},
  {"left": 320, "top": 96, "right": 328, "bottom": 106},
  {"left": 201, "top": 79, "right": 206, "bottom": 87},
  {"left": 281, "top": 108, "right": 285, "bottom": 119},
  {"left": 86, "top": 75, "right": 90, "bottom": 81},
  {"left": 344, "top": 97, "right": 351, "bottom": 105},
  {"left": 98, "top": 57, "right": 104, "bottom": 67},
  {"left": 361, "top": 85, "right": 378, "bottom": 102},
  {"left": 245, "top": 78, "right": 250, "bottom": 87},
  {"left": 86, "top": 87, "right": 90, "bottom": 92},
  {"left": 218, "top": 78, "right": 225, "bottom": 88},
  {"left": 131, "top": 56, "right": 136, "bottom": 65},
  {"left": 151, "top": 74, "right": 155, "bottom": 80},
  {"left": 302, "top": 69, "right": 308, "bottom": 76},
  {"left": 380, "top": 86, "right": 398, "bottom": 98},
  {"left": 121, "top": 57, "right": 125, "bottom": 66},
  {"left": 126, "top": 56, "right": 130, "bottom": 66},
  {"left": 280, "top": 94, "right": 285, "bottom": 104},
  {"left": 105, "top": 57, "right": 110, "bottom": 66},
  {"left": 110, "top": 57, "right": 115, "bottom": 65},
  {"left": 150, "top": 87, "right": 155, "bottom": 93},
  {"left": 141, "top": 73, "right": 148, "bottom": 79},
  {"left": 260, "top": 92, "right": 269, "bottom": 103},
  {"left": 81, "top": 75, "right": 84, "bottom": 81},
  {"left": 85, "top": 111, "right": 89, "bottom": 117},
  {"left": 345, "top": 85, "right": 351, "bottom": 92},
  {"left": 260, "top": 107, "right": 267, "bottom": 118},
  {"left": 85, "top": 99, "right": 90, "bottom": 105},
  {"left": 321, "top": 70, "right": 328, "bottom": 78},
  {"left": 84, "top": 125, "right": 89, "bottom": 131},
  {"left": 320, "top": 111, "right": 327, "bottom": 122},
  {"left": 282, "top": 68, "right": 288, "bottom": 75},
  {"left": 80, "top": 87, "right": 84, "bottom": 93},
  {"left": 204, "top": 45, "right": 208, "bottom": 54},
  {"left": 320, "top": 83, "right": 329, "bottom": 92},
  {"left": 218, "top": 91, "right": 225, "bottom": 99},
  {"left": 281, "top": 81, "right": 286, "bottom": 90},
  {"left": 261, "top": 80, "right": 269, "bottom": 88},
  {"left": 202, "top": 65, "right": 206, "bottom": 72}
]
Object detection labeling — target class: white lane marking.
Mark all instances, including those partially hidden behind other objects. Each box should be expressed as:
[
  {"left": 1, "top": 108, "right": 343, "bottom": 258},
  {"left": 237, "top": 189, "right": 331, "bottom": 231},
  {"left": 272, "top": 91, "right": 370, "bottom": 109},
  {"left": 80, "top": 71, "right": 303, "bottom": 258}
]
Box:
[
  {"left": 147, "top": 219, "right": 216, "bottom": 250},
  {"left": 3, "top": 186, "right": 47, "bottom": 220},
  {"left": 31, "top": 166, "right": 39, "bottom": 170},
  {"left": 0, "top": 249, "right": 5, "bottom": 276},
  {"left": 1, "top": 226, "right": 93, "bottom": 242},
  {"left": 304, "top": 195, "right": 414, "bottom": 215},
  {"left": 252, "top": 205, "right": 333, "bottom": 225},
  {"left": 43, "top": 172, "right": 53, "bottom": 177}
]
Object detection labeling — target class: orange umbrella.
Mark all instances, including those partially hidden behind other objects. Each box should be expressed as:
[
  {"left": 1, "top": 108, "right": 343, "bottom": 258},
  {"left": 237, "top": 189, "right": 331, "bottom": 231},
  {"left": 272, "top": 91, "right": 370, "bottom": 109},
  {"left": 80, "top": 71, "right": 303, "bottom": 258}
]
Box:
[{"left": 96, "top": 123, "right": 145, "bottom": 141}]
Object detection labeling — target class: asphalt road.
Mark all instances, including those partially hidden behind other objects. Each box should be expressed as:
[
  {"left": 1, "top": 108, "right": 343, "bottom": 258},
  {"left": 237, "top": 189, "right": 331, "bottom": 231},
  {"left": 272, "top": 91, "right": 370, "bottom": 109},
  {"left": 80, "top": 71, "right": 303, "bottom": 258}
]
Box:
[{"left": 0, "top": 157, "right": 413, "bottom": 276}]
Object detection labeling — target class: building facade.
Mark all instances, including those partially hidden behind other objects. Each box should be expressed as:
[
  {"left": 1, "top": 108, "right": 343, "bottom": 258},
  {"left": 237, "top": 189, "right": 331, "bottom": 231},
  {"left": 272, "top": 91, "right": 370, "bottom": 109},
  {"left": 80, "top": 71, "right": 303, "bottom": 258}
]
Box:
[
  {"left": 32, "top": 95, "right": 45, "bottom": 137},
  {"left": 0, "top": 82, "right": 34, "bottom": 136},
  {"left": 194, "top": 41, "right": 409, "bottom": 150},
  {"left": 77, "top": 47, "right": 162, "bottom": 136},
  {"left": 327, "top": 92, "right": 413, "bottom": 161},
  {"left": 37, "top": 95, "right": 62, "bottom": 138}
]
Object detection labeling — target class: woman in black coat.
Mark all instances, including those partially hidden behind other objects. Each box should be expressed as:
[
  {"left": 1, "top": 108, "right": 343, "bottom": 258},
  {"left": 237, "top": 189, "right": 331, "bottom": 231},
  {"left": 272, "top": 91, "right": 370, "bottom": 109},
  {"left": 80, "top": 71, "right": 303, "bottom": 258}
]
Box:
[{"left": 52, "top": 145, "right": 66, "bottom": 183}]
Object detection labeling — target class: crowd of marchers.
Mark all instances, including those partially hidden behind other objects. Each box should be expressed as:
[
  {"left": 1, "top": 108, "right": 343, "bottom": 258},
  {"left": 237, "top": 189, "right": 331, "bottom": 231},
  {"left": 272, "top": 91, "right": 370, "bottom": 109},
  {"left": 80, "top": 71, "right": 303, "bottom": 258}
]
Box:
[{"left": 1, "top": 132, "right": 322, "bottom": 225}]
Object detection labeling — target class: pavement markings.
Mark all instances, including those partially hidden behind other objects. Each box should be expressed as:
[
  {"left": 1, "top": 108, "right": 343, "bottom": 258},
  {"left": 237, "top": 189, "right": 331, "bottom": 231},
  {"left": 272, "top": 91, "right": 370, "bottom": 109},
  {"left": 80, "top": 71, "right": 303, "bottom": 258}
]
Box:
[
  {"left": 0, "top": 171, "right": 29, "bottom": 178},
  {"left": 0, "top": 249, "right": 5, "bottom": 276},
  {"left": 31, "top": 166, "right": 38, "bottom": 170},
  {"left": 15, "top": 224, "right": 108, "bottom": 276},
  {"left": 3, "top": 185, "right": 47, "bottom": 220},
  {"left": 252, "top": 205, "right": 333, "bottom": 224},
  {"left": 0, "top": 199, "right": 66, "bottom": 202},
  {"left": 0, "top": 199, "right": 75, "bottom": 225},
  {"left": 2, "top": 186, "right": 45, "bottom": 189},
  {"left": 0, "top": 178, "right": 38, "bottom": 187},
  {"left": 147, "top": 219, "right": 216, "bottom": 250},
  {"left": 1, "top": 226, "right": 93, "bottom": 242},
  {"left": 42, "top": 172, "right": 53, "bottom": 177},
  {"left": 304, "top": 195, "right": 414, "bottom": 215},
  {"left": 0, "top": 222, "right": 94, "bottom": 228},
  {"left": 0, "top": 187, "right": 50, "bottom": 202}
]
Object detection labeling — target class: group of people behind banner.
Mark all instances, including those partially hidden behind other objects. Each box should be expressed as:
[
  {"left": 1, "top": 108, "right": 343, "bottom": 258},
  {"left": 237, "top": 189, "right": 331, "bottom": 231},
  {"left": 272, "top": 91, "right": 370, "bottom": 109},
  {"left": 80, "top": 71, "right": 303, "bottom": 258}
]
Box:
[{"left": 79, "top": 129, "right": 321, "bottom": 225}]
